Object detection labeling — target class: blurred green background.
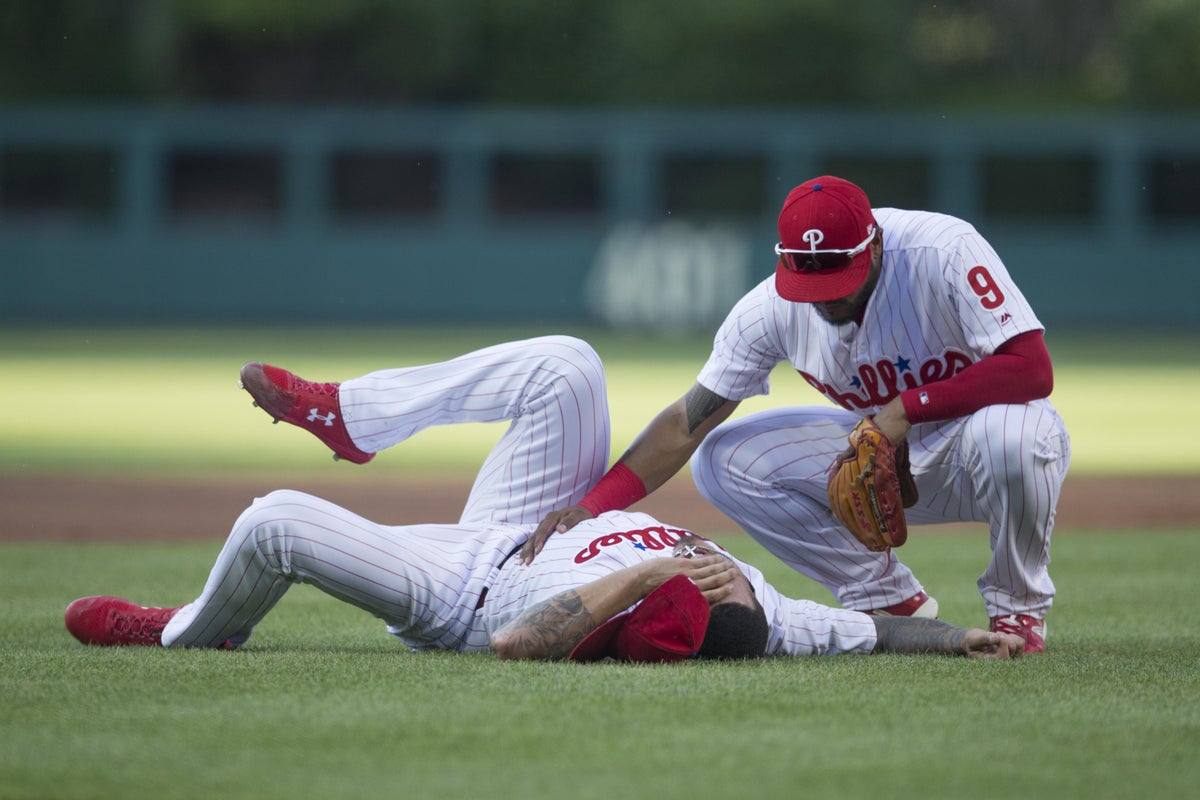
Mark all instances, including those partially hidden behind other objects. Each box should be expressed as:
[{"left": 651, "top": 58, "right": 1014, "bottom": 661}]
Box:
[
  {"left": 3, "top": 1, "right": 1200, "bottom": 332},
  {"left": 2, "top": 1, "right": 1199, "bottom": 478},
  {"left": 3, "top": 325, "right": 1198, "bottom": 479},
  {"left": 4, "top": 1, "right": 1198, "bottom": 108}
]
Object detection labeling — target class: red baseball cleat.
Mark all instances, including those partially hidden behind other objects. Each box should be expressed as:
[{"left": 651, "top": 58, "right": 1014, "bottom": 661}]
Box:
[
  {"left": 64, "top": 596, "right": 180, "bottom": 647},
  {"left": 866, "top": 591, "right": 939, "bottom": 618},
  {"left": 990, "top": 614, "right": 1046, "bottom": 654},
  {"left": 239, "top": 362, "right": 374, "bottom": 464}
]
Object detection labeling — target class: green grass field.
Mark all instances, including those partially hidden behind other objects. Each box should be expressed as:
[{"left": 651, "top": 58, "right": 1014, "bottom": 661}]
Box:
[
  {"left": 3, "top": 532, "right": 1198, "bottom": 799},
  {"left": 1, "top": 326, "right": 1198, "bottom": 799}
]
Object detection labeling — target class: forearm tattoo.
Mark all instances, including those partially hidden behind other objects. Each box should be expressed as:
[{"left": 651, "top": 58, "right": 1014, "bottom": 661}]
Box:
[
  {"left": 872, "top": 616, "right": 967, "bottom": 656},
  {"left": 684, "top": 385, "right": 727, "bottom": 434},
  {"left": 500, "top": 590, "right": 598, "bottom": 660}
]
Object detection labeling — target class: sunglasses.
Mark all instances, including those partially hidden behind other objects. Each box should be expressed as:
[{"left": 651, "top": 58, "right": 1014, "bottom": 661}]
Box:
[{"left": 775, "top": 225, "right": 876, "bottom": 273}]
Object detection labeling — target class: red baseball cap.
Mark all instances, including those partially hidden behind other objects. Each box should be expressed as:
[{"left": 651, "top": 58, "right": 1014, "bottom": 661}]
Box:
[
  {"left": 568, "top": 574, "right": 710, "bottom": 663},
  {"left": 775, "top": 176, "right": 878, "bottom": 303}
]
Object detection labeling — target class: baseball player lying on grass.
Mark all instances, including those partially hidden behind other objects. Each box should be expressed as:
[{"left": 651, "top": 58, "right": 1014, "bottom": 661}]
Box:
[{"left": 65, "top": 336, "right": 1023, "bottom": 661}]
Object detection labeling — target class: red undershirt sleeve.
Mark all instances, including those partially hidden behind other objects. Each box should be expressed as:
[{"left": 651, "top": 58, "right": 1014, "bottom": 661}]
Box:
[{"left": 899, "top": 330, "right": 1054, "bottom": 424}]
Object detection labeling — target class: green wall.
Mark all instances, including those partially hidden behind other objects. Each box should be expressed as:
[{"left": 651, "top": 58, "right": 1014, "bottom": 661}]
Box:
[{"left": 3, "top": 107, "right": 1198, "bottom": 330}]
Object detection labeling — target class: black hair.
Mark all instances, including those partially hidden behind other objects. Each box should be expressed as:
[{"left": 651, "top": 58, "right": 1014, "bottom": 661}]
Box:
[{"left": 698, "top": 599, "right": 769, "bottom": 660}]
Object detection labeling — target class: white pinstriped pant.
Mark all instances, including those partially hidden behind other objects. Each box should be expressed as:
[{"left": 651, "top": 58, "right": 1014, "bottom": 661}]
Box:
[
  {"left": 691, "top": 399, "right": 1070, "bottom": 619},
  {"left": 162, "top": 336, "right": 611, "bottom": 649}
]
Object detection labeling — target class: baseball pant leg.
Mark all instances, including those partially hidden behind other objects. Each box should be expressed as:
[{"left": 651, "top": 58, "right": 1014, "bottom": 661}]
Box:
[
  {"left": 161, "top": 490, "right": 504, "bottom": 649},
  {"left": 955, "top": 400, "right": 1070, "bottom": 619},
  {"left": 873, "top": 399, "right": 1070, "bottom": 619},
  {"left": 691, "top": 405, "right": 927, "bottom": 611},
  {"left": 338, "top": 335, "right": 610, "bottom": 526}
]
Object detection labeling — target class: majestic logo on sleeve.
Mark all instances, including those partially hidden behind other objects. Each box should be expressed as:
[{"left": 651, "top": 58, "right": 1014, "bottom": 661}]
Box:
[
  {"left": 798, "top": 350, "right": 973, "bottom": 410},
  {"left": 574, "top": 525, "right": 693, "bottom": 564}
]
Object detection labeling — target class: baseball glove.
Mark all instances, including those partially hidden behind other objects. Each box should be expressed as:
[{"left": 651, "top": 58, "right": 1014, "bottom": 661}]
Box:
[{"left": 827, "top": 417, "right": 918, "bottom": 552}]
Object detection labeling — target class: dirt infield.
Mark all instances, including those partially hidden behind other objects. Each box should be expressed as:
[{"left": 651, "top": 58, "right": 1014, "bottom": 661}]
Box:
[{"left": 1, "top": 473, "right": 1195, "bottom": 542}]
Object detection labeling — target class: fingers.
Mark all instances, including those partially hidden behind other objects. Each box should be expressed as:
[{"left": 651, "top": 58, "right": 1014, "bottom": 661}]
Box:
[
  {"left": 698, "top": 582, "right": 735, "bottom": 605},
  {"left": 646, "top": 553, "right": 737, "bottom": 597},
  {"left": 963, "top": 630, "right": 1025, "bottom": 659},
  {"left": 677, "top": 556, "right": 739, "bottom": 603},
  {"left": 519, "top": 506, "right": 592, "bottom": 565},
  {"left": 517, "top": 537, "right": 542, "bottom": 566},
  {"left": 518, "top": 518, "right": 557, "bottom": 565},
  {"left": 996, "top": 632, "right": 1025, "bottom": 658}
]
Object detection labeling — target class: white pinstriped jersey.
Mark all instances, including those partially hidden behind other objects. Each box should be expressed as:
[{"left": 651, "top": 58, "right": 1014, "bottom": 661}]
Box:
[
  {"left": 480, "top": 510, "right": 878, "bottom": 657},
  {"left": 698, "top": 208, "right": 1044, "bottom": 411}
]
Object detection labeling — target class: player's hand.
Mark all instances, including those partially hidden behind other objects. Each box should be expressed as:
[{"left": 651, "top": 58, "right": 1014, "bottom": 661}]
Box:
[
  {"left": 871, "top": 396, "right": 912, "bottom": 444},
  {"left": 961, "top": 628, "right": 1025, "bottom": 659},
  {"left": 639, "top": 554, "right": 739, "bottom": 606},
  {"left": 519, "top": 505, "right": 594, "bottom": 565}
]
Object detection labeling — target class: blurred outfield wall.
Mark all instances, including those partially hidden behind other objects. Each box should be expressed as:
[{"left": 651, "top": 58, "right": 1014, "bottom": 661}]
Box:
[{"left": 2, "top": 106, "right": 1198, "bottom": 331}]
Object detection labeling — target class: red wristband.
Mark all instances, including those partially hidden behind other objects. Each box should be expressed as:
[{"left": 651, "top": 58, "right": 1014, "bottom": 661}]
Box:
[{"left": 577, "top": 463, "right": 648, "bottom": 517}]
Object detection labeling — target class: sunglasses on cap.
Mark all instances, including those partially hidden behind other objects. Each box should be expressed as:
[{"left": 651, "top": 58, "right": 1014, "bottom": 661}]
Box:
[{"left": 774, "top": 225, "right": 876, "bottom": 273}]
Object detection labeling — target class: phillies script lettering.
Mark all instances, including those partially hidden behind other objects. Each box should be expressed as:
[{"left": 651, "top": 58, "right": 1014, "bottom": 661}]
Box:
[
  {"left": 799, "top": 350, "right": 973, "bottom": 410},
  {"left": 574, "top": 525, "right": 691, "bottom": 564}
]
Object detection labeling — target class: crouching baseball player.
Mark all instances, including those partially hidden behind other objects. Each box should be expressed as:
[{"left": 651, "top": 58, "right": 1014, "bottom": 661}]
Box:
[
  {"left": 65, "top": 336, "right": 1023, "bottom": 661},
  {"left": 525, "top": 176, "right": 1072, "bottom": 655}
]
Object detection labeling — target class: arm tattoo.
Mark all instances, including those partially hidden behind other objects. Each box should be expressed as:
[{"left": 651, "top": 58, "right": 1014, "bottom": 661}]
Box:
[
  {"left": 684, "top": 385, "right": 728, "bottom": 434},
  {"left": 872, "top": 616, "right": 967, "bottom": 656},
  {"left": 497, "top": 590, "right": 599, "bottom": 661}
]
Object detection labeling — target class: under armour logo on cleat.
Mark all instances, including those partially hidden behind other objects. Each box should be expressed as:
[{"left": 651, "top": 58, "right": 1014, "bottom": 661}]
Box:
[{"left": 307, "top": 408, "right": 336, "bottom": 427}]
